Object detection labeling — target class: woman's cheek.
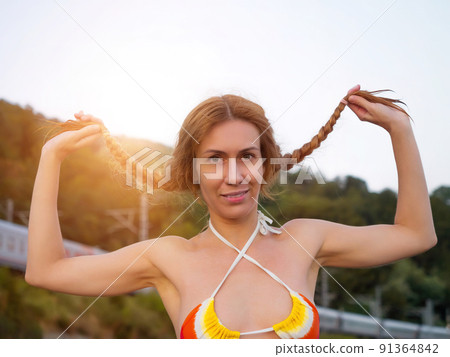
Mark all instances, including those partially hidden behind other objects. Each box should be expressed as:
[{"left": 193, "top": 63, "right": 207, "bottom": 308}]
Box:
[{"left": 244, "top": 159, "right": 265, "bottom": 185}]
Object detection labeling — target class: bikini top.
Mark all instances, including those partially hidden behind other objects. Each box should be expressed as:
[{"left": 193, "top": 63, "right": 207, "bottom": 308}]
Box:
[{"left": 180, "top": 210, "right": 320, "bottom": 339}]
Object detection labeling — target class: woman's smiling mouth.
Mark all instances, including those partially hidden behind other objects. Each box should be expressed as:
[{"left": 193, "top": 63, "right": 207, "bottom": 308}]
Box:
[{"left": 220, "top": 189, "right": 250, "bottom": 203}]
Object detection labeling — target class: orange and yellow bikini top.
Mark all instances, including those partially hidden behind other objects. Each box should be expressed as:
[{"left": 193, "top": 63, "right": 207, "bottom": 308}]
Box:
[{"left": 180, "top": 210, "right": 320, "bottom": 339}]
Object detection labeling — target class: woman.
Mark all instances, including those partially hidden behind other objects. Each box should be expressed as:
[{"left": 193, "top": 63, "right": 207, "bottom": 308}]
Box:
[{"left": 25, "top": 84, "right": 437, "bottom": 339}]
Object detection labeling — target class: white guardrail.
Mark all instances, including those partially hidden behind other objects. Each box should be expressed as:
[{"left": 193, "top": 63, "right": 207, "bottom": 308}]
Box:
[
  {"left": 317, "top": 307, "right": 450, "bottom": 339},
  {"left": 1, "top": 219, "right": 449, "bottom": 339}
]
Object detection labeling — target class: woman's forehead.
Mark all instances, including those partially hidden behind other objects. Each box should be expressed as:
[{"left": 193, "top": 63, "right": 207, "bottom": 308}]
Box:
[{"left": 197, "top": 120, "right": 261, "bottom": 155}]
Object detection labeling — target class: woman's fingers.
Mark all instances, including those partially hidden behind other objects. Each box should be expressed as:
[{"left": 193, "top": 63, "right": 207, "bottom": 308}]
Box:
[
  {"left": 74, "top": 132, "right": 103, "bottom": 150},
  {"left": 348, "top": 94, "right": 371, "bottom": 109},
  {"left": 72, "top": 124, "right": 102, "bottom": 141},
  {"left": 81, "top": 115, "right": 103, "bottom": 126},
  {"left": 341, "top": 85, "right": 361, "bottom": 105},
  {"left": 347, "top": 84, "right": 360, "bottom": 95},
  {"left": 74, "top": 111, "right": 104, "bottom": 126},
  {"left": 43, "top": 121, "right": 104, "bottom": 161},
  {"left": 72, "top": 125, "right": 103, "bottom": 150},
  {"left": 347, "top": 95, "right": 373, "bottom": 121}
]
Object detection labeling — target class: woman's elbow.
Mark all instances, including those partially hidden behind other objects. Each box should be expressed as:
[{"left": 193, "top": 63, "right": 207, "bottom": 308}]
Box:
[
  {"left": 24, "top": 269, "right": 48, "bottom": 288},
  {"left": 421, "top": 233, "right": 438, "bottom": 252},
  {"left": 25, "top": 270, "right": 39, "bottom": 286}
]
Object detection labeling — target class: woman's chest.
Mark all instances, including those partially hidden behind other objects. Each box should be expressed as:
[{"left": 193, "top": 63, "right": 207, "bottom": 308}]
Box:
[{"left": 173, "top": 238, "right": 319, "bottom": 336}]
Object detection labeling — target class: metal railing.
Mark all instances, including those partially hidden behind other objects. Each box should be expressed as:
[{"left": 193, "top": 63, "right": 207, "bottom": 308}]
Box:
[{"left": 318, "top": 307, "right": 449, "bottom": 339}]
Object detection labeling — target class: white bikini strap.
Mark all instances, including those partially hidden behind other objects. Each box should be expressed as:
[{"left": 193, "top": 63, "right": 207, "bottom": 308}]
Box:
[
  {"left": 240, "top": 327, "right": 275, "bottom": 335},
  {"left": 210, "top": 217, "right": 261, "bottom": 298},
  {"left": 210, "top": 211, "right": 290, "bottom": 298},
  {"left": 257, "top": 211, "right": 282, "bottom": 235}
]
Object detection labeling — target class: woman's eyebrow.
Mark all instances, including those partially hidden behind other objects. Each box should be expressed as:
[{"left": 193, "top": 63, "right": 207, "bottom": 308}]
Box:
[{"left": 202, "top": 146, "right": 260, "bottom": 155}]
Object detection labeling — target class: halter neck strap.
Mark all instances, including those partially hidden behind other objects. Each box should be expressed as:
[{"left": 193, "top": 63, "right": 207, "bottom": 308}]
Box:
[
  {"left": 209, "top": 210, "right": 282, "bottom": 298},
  {"left": 209, "top": 210, "right": 282, "bottom": 241}
]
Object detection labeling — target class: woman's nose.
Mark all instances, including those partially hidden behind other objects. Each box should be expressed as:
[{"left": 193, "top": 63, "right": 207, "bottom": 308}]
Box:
[{"left": 224, "top": 158, "right": 246, "bottom": 185}]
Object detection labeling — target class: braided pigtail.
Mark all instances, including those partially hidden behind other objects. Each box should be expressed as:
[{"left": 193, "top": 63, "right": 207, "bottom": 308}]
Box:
[
  {"left": 41, "top": 119, "right": 166, "bottom": 191},
  {"left": 282, "top": 89, "right": 410, "bottom": 170},
  {"left": 101, "top": 128, "right": 130, "bottom": 171}
]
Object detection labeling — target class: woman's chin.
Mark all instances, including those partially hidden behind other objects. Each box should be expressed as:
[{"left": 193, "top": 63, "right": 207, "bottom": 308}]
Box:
[{"left": 213, "top": 198, "right": 258, "bottom": 219}]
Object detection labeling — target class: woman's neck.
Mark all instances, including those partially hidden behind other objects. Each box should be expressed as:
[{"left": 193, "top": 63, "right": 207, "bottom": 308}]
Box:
[{"left": 207, "top": 209, "right": 260, "bottom": 249}]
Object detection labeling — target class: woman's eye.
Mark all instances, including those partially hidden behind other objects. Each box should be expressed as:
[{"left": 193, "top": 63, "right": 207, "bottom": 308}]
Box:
[
  {"left": 208, "top": 156, "right": 223, "bottom": 163},
  {"left": 242, "top": 153, "right": 254, "bottom": 160}
]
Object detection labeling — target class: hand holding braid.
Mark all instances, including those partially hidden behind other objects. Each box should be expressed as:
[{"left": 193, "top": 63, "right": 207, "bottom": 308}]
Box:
[
  {"left": 43, "top": 111, "right": 133, "bottom": 173},
  {"left": 42, "top": 111, "right": 167, "bottom": 190},
  {"left": 345, "top": 87, "right": 412, "bottom": 132},
  {"left": 46, "top": 112, "right": 123, "bottom": 163},
  {"left": 282, "top": 85, "right": 410, "bottom": 170}
]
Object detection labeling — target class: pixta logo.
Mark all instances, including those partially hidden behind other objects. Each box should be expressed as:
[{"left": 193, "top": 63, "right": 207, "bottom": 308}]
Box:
[
  {"left": 192, "top": 157, "right": 325, "bottom": 185},
  {"left": 126, "top": 148, "right": 172, "bottom": 194}
]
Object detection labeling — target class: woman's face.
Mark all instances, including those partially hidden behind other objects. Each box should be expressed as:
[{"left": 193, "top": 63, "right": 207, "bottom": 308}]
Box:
[{"left": 195, "top": 119, "right": 264, "bottom": 220}]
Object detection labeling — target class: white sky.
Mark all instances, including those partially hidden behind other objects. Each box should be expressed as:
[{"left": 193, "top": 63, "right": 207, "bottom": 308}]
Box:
[{"left": 1, "top": 0, "right": 449, "bottom": 193}]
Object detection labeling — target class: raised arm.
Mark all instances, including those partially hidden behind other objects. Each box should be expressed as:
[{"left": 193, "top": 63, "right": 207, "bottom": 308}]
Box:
[
  {"left": 303, "top": 87, "right": 437, "bottom": 268},
  {"left": 25, "top": 116, "right": 162, "bottom": 296}
]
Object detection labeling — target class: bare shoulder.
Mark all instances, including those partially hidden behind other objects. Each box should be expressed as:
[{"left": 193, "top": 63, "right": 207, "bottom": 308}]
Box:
[
  {"left": 145, "top": 235, "right": 190, "bottom": 261},
  {"left": 280, "top": 218, "right": 328, "bottom": 263},
  {"left": 281, "top": 217, "right": 326, "bottom": 240},
  {"left": 143, "top": 234, "right": 202, "bottom": 278}
]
